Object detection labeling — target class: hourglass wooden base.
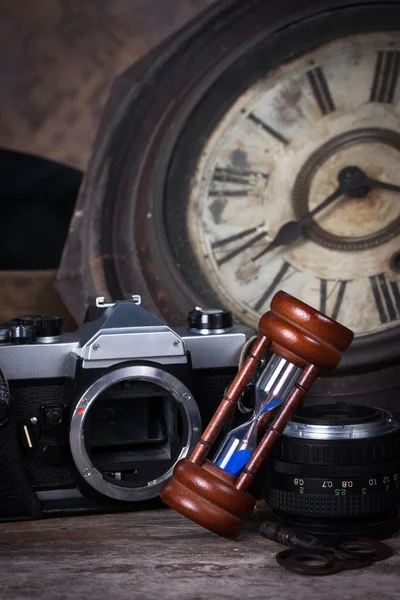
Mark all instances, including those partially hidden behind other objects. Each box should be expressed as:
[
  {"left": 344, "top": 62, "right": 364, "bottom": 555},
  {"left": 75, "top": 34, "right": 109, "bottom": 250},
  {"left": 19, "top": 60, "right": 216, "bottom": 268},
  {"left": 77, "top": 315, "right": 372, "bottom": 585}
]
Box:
[
  {"left": 161, "top": 291, "right": 354, "bottom": 538},
  {"left": 161, "top": 459, "right": 255, "bottom": 538}
]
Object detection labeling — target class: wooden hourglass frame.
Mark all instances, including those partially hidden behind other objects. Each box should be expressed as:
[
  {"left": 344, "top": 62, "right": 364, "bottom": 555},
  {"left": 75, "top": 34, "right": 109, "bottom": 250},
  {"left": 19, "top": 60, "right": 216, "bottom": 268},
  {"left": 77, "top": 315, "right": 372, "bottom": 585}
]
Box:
[{"left": 161, "top": 291, "right": 354, "bottom": 538}]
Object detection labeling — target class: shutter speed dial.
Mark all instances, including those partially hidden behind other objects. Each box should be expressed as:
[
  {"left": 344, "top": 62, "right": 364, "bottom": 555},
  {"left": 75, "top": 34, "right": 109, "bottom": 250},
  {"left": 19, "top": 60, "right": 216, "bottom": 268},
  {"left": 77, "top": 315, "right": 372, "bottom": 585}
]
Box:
[{"left": 18, "top": 315, "right": 63, "bottom": 341}]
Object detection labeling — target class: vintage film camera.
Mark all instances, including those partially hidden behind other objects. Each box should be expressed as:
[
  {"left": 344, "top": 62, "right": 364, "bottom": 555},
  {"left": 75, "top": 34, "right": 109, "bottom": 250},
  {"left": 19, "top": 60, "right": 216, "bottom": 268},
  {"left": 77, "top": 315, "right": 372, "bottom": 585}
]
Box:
[{"left": 0, "top": 296, "right": 251, "bottom": 521}]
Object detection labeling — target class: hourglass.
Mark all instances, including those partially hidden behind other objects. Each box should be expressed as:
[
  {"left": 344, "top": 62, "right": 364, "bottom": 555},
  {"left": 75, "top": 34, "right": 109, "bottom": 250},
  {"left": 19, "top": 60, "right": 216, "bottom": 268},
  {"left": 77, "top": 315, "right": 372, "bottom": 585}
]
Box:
[
  {"left": 212, "top": 354, "right": 301, "bottom": 477},
  {"left": 161, "top": 291, "right": 354, "bottom": 538}
]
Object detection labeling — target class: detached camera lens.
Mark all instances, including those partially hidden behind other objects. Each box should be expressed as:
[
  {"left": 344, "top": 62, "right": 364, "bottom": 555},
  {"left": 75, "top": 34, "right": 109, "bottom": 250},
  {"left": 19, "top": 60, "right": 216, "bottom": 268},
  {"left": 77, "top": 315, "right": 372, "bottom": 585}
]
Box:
[{"left": 264, "top": 403, "right": 400, "bottom": 539}]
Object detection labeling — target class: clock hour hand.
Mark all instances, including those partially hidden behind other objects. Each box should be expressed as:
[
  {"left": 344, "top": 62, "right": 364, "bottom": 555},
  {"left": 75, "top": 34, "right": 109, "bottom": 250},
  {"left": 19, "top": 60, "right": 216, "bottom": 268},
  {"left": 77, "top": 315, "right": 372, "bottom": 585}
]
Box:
[
  {"left": 252, "top": 165, "right": 400, "bottom": 262},
  {"left": 252, "top": 185, "right": 343, "bottom": 261}
]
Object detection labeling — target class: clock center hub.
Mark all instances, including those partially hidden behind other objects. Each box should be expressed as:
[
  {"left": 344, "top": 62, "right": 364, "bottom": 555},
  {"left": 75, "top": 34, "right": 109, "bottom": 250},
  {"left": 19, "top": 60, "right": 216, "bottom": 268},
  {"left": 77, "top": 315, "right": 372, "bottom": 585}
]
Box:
[{"left": 338, "top": 166, "right": 370, "bottom": 198}]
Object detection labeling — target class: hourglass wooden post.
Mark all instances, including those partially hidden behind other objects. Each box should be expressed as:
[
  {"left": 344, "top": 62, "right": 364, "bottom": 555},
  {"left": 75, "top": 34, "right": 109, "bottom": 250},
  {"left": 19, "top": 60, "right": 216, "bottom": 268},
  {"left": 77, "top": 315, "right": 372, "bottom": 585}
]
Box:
[{"left": 161, "top": 291, "right": 354, "bottom": 538}]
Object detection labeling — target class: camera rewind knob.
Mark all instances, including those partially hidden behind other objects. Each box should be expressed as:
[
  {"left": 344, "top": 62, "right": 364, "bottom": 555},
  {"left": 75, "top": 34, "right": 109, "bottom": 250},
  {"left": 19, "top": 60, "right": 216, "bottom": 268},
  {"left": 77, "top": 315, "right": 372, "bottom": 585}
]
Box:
[
  {"left": 10, "top": 325, "right": 36, "bottom": 345},
  {"left": 188, "top": 307, "right": 233, "bottom": 332},
  {"left": 0, "top": 327, "right": 10, "bottom": 343}
]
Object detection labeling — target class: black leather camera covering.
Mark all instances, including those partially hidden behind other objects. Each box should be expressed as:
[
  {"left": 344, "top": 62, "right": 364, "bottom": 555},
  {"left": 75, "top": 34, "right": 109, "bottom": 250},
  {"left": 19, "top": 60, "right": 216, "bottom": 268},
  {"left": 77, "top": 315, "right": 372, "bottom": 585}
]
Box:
[
  {"left": 0, "top": 368, "right": 41, "bottom": 519},
  {"left": 10, "top": 380, "right": 77, "bottom": 490}
]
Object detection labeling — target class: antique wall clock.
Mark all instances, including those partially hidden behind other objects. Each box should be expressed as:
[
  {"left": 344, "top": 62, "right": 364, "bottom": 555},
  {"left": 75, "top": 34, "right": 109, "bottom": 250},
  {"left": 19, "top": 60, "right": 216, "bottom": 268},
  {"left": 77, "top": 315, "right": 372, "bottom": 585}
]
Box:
[{"left": 58, "top": 0, "right": 400, "bottom": 410}]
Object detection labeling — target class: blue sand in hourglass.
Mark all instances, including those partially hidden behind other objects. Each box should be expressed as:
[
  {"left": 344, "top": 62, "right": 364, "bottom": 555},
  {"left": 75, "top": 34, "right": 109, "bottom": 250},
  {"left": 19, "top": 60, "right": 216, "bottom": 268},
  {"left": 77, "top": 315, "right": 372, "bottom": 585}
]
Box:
[
  {"left": 215, "top": 398, "right": 282, "bottom": 476},
  {"left": 218, "top": 449, "right": 252, "bottom": 476}
]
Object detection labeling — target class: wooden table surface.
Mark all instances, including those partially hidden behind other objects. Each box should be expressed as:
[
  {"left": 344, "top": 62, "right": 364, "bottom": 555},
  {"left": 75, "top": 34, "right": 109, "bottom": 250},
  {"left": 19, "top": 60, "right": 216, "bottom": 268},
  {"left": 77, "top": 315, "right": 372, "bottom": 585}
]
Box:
[{"left": 0, "top": 508, "right": 399, "bottom": 600}]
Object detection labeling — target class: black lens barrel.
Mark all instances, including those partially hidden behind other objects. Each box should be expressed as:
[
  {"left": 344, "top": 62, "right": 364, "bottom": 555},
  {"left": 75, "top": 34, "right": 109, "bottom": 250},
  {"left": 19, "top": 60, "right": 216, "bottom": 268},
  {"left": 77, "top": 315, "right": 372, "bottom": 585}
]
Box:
[{"left": 264, "top": 403, "right": 400, "bottom": 539}]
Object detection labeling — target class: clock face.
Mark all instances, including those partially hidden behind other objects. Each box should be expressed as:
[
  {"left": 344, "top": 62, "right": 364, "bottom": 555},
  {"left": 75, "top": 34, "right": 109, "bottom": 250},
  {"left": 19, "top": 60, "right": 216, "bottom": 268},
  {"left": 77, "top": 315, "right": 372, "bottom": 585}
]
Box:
[{"left": 185, "top": 32, "right": 400, "bottom": 338}]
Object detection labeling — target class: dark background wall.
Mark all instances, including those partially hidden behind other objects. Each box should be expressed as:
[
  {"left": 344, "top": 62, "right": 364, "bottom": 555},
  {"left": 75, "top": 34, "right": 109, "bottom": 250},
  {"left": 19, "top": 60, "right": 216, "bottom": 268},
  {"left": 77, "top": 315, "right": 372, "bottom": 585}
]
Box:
[
  {"left": 0, "top": 0, "right": 216, "bottom": 170},
  {"left": 0, "top": 0, "right": 216, "bottom": 326}
]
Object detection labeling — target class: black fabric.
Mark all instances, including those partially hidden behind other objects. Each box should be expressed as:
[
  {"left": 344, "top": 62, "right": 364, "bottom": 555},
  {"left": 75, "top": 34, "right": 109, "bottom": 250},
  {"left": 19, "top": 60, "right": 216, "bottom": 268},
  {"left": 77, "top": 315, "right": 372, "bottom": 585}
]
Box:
[{"left": 0, "top": 148, "right": 81, "bottom": 270}]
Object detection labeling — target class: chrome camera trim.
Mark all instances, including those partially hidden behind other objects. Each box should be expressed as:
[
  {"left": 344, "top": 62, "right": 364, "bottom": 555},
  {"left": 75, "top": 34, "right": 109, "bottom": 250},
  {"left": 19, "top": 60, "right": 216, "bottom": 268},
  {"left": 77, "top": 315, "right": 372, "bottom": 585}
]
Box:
[
  {"left": 284, "top": 408, "right": 400, "bottom": 440},
  {"left": 70, "top": 365, "right": 202, "bottom": 501}
]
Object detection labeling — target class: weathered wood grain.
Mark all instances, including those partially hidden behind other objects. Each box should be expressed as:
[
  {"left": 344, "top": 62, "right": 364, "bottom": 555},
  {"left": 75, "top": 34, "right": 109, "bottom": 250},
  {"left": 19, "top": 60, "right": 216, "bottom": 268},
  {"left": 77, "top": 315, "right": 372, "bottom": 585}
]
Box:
[
  {"left": 0, "top": 508, "right": 398, "bottom": 600},
  {"left": 0, "top": 270, "right": 76, "bottom": 328}
]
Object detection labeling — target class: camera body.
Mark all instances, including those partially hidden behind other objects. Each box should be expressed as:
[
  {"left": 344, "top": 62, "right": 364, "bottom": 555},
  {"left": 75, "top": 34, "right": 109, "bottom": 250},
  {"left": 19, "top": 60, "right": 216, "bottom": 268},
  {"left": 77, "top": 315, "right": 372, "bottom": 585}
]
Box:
[{"left": 0, "top": 296, "right": 250, "bottom": 521}]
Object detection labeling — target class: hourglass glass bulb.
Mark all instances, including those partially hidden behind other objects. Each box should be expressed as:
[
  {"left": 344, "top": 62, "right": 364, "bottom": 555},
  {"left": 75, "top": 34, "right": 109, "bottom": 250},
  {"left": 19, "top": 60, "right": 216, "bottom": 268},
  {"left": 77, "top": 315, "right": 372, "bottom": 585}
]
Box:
[{"left": 212, "top": 354, "right": 303, "bottom": 477}]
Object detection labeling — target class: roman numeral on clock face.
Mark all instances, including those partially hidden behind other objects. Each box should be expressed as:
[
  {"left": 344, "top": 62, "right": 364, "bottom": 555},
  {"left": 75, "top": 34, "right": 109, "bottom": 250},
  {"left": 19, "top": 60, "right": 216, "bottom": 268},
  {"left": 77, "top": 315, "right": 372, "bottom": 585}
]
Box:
[
  {"left": 212, "top": 226, "right": 267, "bottom": 266},
  {"left": 253, "top": 261, "right": 296, "bottom": 312},
  {"left": 247, "top": 113, "right": 290, "bottom": 145},
  {"left": 209, "top": 166, "right": 268, "bottom": 197},
  {"left": 370, "top": 50, "right": 400, "bottom": 103},
  {"left": 369, "top": 273, "right": 400, "bottom": 323},
  {"left": 319, "top": 279, "right": 348, "bottom": 320},
  {"left": 306, "top": 66, "right": 336, "bottom": 115}
]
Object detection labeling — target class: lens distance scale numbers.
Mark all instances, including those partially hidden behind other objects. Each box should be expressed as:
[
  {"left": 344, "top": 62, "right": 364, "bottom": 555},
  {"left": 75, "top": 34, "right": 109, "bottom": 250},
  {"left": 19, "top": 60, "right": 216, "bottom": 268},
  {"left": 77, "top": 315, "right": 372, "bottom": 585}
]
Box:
[{"left": 273, "top": 472, "right": 400, "bottom": 497}]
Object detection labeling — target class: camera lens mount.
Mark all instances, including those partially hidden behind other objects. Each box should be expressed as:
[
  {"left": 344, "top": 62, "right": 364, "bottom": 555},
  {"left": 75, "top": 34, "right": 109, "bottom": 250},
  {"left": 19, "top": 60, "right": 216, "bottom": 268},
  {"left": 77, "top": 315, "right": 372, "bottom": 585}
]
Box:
[
  {"left": 70, "top": 365, "right": 202, "bottom": 502},
  {"left": 283, "top": 404, "right": 399, "bottom": 440},
  {"left": 264, "top": 403, "right": 400, "bottom": 539}
]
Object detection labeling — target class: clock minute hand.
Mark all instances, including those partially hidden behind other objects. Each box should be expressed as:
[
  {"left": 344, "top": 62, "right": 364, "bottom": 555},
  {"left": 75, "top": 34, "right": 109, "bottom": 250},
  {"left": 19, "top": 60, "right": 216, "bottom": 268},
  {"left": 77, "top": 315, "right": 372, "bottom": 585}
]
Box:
[
  {"left": 252, "top": 185, "right": 343, "bottom": 261},
  {"left": 365, "top": 178, "right": 400, "bottom": 193}
]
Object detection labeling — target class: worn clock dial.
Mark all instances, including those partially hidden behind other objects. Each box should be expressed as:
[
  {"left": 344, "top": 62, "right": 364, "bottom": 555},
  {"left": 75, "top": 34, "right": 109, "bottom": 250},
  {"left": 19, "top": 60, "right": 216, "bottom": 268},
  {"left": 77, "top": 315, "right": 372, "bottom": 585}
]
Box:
[{"left": 187, "top": 32, "right": 400, "bottom": 336}]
